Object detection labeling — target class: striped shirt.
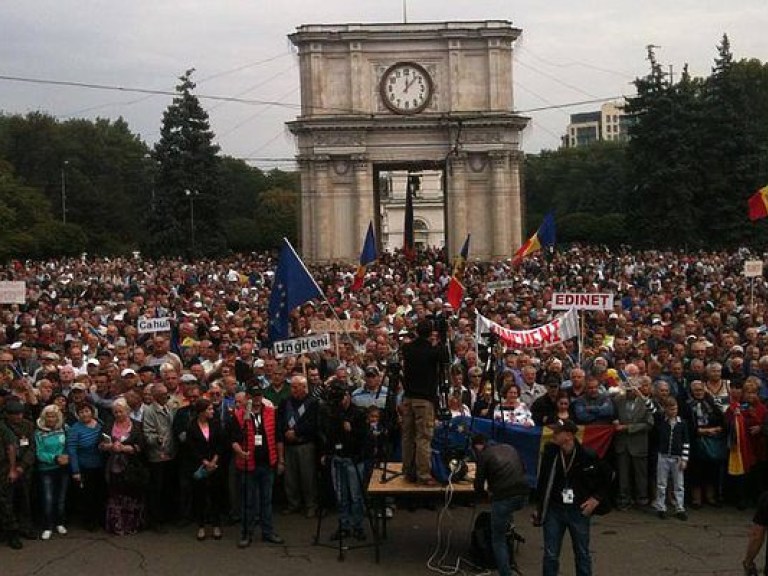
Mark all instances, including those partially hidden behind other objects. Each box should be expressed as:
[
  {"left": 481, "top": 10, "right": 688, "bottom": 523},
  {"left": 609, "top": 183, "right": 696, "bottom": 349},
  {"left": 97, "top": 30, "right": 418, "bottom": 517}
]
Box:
[{"left": 66, "top": 421, "right": 105, "bottom": 473}]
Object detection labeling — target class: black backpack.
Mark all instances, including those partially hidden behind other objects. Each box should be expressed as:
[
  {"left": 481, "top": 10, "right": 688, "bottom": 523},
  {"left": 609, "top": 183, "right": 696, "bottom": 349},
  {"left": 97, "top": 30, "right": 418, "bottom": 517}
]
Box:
[{"left": 469, "top": 511, "right": 522, "bottom": 569}]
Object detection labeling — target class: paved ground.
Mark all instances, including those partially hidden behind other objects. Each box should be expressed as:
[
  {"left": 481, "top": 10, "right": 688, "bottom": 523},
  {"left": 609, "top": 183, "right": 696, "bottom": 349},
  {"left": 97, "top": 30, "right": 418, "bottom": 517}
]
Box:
[{"left": 4, "top": 503, "right": 755, "bottom": 575}]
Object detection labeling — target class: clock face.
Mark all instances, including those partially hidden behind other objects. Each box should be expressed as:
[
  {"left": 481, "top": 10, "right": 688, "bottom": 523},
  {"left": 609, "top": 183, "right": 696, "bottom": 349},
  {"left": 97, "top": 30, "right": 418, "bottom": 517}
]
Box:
[{"left": 380, "top": 62, "right": 433, "bottom": 115}]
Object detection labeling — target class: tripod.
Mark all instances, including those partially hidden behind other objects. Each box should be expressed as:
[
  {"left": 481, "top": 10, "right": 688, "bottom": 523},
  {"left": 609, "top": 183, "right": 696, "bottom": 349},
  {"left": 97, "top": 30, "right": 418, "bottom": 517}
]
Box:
[
  {"left": 379, "top": 359, "right": 404, "bottom": 484},
  {"left": 314, "top": 454, "right": 378, "bottom": 561}
]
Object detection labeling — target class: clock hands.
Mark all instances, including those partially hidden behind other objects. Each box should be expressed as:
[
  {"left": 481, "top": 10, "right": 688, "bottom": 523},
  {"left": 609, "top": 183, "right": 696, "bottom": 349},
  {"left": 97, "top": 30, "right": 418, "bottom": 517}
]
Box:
[{"left": 404, "top": 76, "right": 417, "bottom": 93}]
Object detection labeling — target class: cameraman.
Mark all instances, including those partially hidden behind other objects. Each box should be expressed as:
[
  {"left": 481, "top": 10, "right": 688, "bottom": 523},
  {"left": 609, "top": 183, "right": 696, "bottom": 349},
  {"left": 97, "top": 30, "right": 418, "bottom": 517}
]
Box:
[
  {"left": 401, "top": 319, "right": 444, "bottom": 486},
  {"left": 320, "top": 383, "right": 369, "bottom": 541}
]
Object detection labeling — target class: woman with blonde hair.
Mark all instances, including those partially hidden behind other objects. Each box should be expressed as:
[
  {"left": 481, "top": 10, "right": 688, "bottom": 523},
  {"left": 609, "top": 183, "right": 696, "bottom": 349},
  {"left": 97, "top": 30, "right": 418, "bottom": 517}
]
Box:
[
  {"left": 35, "top": 404, "right": 69, "bottom": 540},
  {"left": 102, "top": 397, "right": 147, "bottom": 535}
]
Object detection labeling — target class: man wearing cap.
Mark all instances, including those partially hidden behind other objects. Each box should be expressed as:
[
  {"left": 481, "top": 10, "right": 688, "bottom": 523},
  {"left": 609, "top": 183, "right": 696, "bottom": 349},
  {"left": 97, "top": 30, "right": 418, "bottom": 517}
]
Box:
[
  {"left": 351, "top": 366, "right": 388, "bottom": 410},
  {"left": 4, "top": 399, "right": 37, "bottom": 540},
  {"left": 231, "top": 387, "right": 284, "bottom": 548},
  {"left": 121, "top": 368, "right": 140, "bottom": 390},
  {"left": 472, "top": 433, "right": 529, "bottom": 576},
  {"left": 533, "top": 420, "right": 613, "bottom": 576}
]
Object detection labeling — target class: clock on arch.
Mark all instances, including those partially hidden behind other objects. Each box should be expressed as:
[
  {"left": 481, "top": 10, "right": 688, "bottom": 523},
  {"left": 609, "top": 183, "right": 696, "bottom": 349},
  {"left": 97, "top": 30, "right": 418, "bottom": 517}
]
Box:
[{"left": 379, "top": 62, "right": 433, "bottom": 115}]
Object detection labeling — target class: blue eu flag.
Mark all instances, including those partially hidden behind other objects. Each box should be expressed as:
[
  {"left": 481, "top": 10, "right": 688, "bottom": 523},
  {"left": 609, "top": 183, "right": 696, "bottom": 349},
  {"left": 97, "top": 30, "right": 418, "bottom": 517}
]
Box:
[{"left": 268, "top": 239, "right": 322, "bottom": 342}]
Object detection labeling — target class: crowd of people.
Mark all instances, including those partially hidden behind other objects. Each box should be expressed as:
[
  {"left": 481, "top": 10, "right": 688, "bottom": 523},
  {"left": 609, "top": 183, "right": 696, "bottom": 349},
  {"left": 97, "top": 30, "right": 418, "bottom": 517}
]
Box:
[{"left": 1, "top": 245, "right": 768, "bottom": 563}]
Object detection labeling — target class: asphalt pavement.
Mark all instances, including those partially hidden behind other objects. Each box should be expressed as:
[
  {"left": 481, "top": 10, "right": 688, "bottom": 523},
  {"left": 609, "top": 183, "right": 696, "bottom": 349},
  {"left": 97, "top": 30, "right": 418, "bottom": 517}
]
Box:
[{"left": 4, "top": 502, "right": 755, "bottom": 575}]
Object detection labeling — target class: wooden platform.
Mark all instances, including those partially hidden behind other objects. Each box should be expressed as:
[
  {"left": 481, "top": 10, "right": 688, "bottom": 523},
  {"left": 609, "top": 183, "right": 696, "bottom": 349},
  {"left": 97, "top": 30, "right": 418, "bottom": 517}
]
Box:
[{"left": 367, "top": 462, "right": 476, "bottom": 495}]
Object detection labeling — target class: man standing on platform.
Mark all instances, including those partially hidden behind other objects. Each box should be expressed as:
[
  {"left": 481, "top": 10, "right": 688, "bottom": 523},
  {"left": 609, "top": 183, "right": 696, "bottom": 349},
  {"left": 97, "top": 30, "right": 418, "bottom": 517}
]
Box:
[{"left": 400, "top": 319, "right": 443, "bottom": 486}]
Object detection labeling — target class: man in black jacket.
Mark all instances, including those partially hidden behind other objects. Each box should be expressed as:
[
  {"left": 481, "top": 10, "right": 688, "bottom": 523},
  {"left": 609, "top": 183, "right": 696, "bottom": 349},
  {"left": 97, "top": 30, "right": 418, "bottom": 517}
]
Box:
[
  {"left": 320, "top": 383, "right": 369, "bottom": 541},
  {"left": 400, "top": 319, "right": 443, "bottom": 485},
  {"left": 472, "top": 434, "right": 528, "bottom": 576},
  {"left": 533, "top": 420, "right": 612, "bottom": 576}
]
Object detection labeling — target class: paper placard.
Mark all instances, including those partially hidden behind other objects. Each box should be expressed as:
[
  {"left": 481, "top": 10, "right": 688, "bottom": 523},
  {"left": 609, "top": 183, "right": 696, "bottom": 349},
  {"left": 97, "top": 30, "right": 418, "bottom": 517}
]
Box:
[
  {"left": 0, "top": 281, "right": 26, "bottom": 304},
  {"left": 137, "top": 317, "right": 172, "bottom": 334},
  {"left": 551, "top": 292, "right": 614, "bottom": 311},
  {"left": 273, "top": 333, "right": 333, "bottom": 358},
  {"left": 744, "top": 260, "right": 764, "bottom": 278}
]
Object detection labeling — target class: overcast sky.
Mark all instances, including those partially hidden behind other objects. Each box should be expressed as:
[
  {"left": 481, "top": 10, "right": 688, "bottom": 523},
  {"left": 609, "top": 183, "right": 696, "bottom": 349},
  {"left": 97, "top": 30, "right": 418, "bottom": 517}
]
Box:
[{"left": 2, "top": 1, "right": 766, "bottom": 169}]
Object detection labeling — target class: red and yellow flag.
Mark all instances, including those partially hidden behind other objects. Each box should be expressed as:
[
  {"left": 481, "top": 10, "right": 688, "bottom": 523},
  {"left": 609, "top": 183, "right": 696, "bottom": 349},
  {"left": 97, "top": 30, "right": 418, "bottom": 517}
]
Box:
[{"left": 748, "top": 185, "right": 768, "bottom": 221}]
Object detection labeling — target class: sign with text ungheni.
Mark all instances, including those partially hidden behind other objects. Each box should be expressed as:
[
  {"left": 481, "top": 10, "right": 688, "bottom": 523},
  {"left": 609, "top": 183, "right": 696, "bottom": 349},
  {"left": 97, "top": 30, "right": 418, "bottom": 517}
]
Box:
[
  {"left": 273, "top": 333, "right": 332, "bottom": 359},
  {"left": 550, "top": 292, "right": 614, "bottom": 311},
  {"left": 0, "top": 281, "right": 26, "bottom": 304},
  {"left": 137, "top": 317, "right": 172, "bottom": 334}
]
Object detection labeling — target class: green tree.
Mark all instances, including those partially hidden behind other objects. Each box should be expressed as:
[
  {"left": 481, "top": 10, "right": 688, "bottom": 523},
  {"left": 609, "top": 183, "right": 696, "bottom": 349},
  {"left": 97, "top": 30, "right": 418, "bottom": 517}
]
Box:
[
  {"left": 524, "top": 141, "right": 630, "bottom": 245},
  {"left": 150, "top": 69, "right": 223, "bottom": 256},
  {"left": 697, "top": 35, "right": 766, "bottom": 246},
  {"left": 625, "top": 48, "right": 705, "bottom": 247},
  {"left": 0, "top": 162, "right": 86, "bottom": 260}
]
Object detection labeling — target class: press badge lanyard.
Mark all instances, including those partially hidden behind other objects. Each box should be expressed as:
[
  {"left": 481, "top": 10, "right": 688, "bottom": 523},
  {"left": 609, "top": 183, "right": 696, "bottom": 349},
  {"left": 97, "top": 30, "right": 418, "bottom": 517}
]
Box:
[
  {"left": 560, "top": 449, "right": 576, "bottom": 504},
  {"left": 252, "top": 413, "right": 264, "bottom": 447}
]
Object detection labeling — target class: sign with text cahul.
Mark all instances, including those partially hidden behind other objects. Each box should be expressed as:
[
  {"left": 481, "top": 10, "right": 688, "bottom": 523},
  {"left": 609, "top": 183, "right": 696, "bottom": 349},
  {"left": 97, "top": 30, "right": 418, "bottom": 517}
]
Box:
[
  {"left": 550, "top": 292, "right": 614, "bottom": 311},
  {"left": 137, "top": 317, "right": 172, "bottom": 334}
]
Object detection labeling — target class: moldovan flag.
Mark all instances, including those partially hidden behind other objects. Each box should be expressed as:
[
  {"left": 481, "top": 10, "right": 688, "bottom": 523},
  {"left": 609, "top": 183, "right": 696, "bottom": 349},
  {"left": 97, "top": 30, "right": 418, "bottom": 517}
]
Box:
[
  {"left": 512, "top": 211, "right": 556, "bottom": 266},
  {"left": 403, "top": 177, "right": 415, "bottom": 260},
  {"left": 445, "top": 233, "right": 470, "bottom": 310},
  {"left": 748, "top": 185, "right": 768, "bottom": 221},
  {"left": 437, "top": 417, "right": 615, "bottom": 488},
  {"left": 351, "top": 222, "right": 377, "bottom": 292}
]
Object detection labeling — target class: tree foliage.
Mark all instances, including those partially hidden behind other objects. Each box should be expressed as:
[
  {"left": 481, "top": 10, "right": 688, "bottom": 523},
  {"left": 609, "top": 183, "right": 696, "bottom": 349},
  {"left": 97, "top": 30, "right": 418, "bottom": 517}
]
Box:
[
  {"left": 148, "top": 69, "right": 224, "bottom": 257},
  {"left": 524, "top": 141, "right": 630, "bottom": 245},
  {"left": 526, "top": 37, "right": 768, "bottom": 250}
]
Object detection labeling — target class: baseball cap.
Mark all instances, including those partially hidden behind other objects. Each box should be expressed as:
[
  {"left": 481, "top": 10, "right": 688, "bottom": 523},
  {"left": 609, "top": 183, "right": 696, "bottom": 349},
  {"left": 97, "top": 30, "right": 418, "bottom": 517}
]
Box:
[
  {"left": 121, "top": 368, "right": 137, "bottom": 378},
  {"left": 71, "top": 382, "right": 88, "bottom": 391},
  {"left": 365, "top": 366, "right": 380, "bottom": 377}
]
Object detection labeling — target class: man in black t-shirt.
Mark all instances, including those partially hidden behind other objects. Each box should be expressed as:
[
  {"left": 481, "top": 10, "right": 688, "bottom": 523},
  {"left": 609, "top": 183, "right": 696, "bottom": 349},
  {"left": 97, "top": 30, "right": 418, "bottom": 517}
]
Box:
[
  {"left": 400, "top": 319, "right": 442, "bottom": 485},
  {"left": 743, "top": 491, "right": 768, "bottom": 575}
]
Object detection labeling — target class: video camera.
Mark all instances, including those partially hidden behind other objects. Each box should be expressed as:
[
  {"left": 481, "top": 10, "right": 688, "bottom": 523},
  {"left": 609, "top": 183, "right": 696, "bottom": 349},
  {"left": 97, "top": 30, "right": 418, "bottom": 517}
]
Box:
[{"left": 427, "top": 313, "right": 449, "bottom": 341}]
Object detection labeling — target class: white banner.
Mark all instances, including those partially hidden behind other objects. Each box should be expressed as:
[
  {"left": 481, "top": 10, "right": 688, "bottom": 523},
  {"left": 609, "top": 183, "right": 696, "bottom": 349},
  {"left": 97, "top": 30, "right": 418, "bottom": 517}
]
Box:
[
  {"left": 0, "top": 281, "right": 26, "bottom": 304},
  {"left": 476, "top": 308, "right": 580, "bottom": 350},
  {"left": 273, "top": 333, "right": 332, "bottom": 359},
  {"left": 551, "top": 292, "right": 614, "bottom": 311},
  {"left": 137, "top": 317, "right": 172, "bottom": 334},
  {"left": 744, "top": 260, "right": 764, "bottom": 278}
]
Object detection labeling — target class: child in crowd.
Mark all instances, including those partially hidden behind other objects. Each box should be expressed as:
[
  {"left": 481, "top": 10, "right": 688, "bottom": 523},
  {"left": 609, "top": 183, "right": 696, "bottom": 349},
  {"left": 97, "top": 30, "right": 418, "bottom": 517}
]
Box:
[{"left": 654, "top": 397, "right": 690, "bottom": 521}]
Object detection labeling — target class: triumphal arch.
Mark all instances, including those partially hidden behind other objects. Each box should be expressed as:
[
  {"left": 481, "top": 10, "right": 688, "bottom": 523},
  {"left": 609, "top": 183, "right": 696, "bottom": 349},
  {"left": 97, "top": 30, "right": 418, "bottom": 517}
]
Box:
[{"left": 287, "top": 21, "right": 529, "bottom": 263}]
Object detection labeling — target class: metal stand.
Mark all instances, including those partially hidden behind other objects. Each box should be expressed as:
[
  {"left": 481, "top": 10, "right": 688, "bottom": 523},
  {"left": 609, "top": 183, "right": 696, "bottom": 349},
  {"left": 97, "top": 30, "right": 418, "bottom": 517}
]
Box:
[{"left": 313, "top": 457, "right": 380, "bottom": 562}]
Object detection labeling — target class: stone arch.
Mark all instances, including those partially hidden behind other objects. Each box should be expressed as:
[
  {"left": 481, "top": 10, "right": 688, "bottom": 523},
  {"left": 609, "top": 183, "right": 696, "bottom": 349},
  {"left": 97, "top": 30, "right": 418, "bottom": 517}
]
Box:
[{"left": 287, "top": 21, "right": 529, "bottom": 263}]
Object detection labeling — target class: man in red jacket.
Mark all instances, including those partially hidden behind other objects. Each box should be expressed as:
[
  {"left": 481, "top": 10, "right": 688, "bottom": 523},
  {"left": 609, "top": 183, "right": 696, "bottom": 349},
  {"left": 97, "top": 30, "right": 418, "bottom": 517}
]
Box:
[{"left": 231, "top": 389, "right": 284, "bottom": 548}]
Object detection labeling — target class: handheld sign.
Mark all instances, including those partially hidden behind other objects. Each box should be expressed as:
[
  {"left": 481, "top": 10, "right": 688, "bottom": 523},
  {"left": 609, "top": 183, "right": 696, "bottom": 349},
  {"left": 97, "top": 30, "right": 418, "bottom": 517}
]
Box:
[
  {"left": 137, "top": 317, "right": 172, "bottom": 334},
  {"left": 0, "top": 281, "right": 26, "bottom": 304},
  {"left": 550, "top": 292, "right": 614, "bottom": 311}
]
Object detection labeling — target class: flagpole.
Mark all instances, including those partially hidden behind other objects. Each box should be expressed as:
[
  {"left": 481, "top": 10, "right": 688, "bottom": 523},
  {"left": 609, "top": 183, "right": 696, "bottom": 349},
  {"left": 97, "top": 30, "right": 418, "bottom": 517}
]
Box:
[{"left": 282, "top": 237, "right": 357, "bottom": 345}]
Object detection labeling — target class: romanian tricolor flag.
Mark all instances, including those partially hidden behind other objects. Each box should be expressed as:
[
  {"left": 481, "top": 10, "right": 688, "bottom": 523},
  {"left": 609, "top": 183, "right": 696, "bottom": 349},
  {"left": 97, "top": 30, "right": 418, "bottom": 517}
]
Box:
[
  {"left": 403, "top": 176, "right": 415, "bottom": 260},
  {"left": 748, "top": 185, "right": 768, "bottom": 221},
  {"left": 435, "top": 417, "right": 615, "bottom": 488},
  {"left": 445, "top": 233, "right": 471, "bottom": 310},
  {"left": 727, "top": 405, "right": 753, "bottom": 476},
  {"left": 512, "top": 211, "right": 556, "bottom": 266},
  {"left": 351, "top": 221, "right": 377, "bottom": 292}
]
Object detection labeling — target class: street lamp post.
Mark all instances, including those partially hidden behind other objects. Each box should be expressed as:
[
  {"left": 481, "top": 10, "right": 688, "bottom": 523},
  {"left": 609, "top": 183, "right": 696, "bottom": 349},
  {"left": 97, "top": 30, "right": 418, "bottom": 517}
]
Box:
[
  {"left": 185, "top": 189, "right": 199, "bottom": 253},
  {"left": 61, "top": 160, "right": 69, "bottom": 224}
]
